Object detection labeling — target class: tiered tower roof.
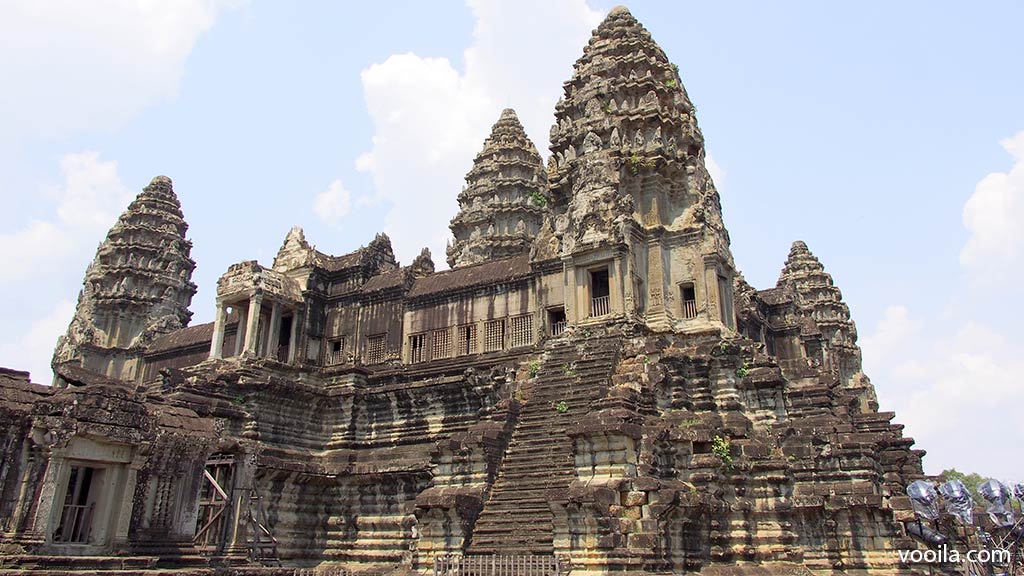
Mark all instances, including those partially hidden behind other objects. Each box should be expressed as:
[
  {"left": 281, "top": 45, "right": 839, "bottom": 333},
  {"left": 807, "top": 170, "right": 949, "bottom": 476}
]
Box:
[
  {"left": 448, "top": 108, "right": 549, "bottom": 268},
  {"left": 539, "top": 6, "right": 730, "bottom": 260},
  {"left": 776, "top": 241, "right": 857, "bottom": 347},
  {"left": 53, "top": 176, "right": 197, "bottom": 368},
  {"left": 777, "top": 240, "right": 877, "bottom": 412}
]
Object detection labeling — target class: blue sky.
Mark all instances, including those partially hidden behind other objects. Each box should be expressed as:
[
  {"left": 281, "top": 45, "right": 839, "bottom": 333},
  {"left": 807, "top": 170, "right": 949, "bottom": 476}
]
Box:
[{"left": 1, "top": 1, "right": 1022, "bottom": 480}]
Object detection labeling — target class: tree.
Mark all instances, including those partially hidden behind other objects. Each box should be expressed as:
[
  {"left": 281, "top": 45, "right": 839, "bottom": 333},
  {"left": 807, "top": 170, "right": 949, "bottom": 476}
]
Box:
[{"left": 940, "top": 468, "right": 987, "bottom": 501}]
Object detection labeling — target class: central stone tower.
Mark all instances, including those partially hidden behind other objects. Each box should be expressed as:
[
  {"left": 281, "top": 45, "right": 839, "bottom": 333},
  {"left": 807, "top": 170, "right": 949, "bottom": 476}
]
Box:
[{"left": 535, "top": 6, "right": 736, "bottom": 332}]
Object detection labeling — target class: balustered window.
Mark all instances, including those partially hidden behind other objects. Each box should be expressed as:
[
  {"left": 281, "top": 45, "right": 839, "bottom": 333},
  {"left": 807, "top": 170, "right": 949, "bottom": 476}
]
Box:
[
  {"left": 680, "top": 283, "right": 697, "bottom": 319},
  {"left": 457, "top": 324, "right": 477, "bottom": 355},
  {"left": 509, "top": 315, "right": 533, "bottom": 348},
  {"left": 409, "top": 333, "right": 427, "bottom": 363},
  {"left": 431, "top": 328, "right": 451, "bottom": 360},
  {"left": 366, "top": 334, "right": 387, "bottom": 364},
  {"left": 484, "top": 319, "right": 505, "bottom": 352}
]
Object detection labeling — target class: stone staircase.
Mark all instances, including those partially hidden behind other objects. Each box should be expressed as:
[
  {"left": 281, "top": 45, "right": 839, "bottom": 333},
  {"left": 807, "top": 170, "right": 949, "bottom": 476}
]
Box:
[{"left": 467, "top": 333, "right": 623, "bottom": 554}]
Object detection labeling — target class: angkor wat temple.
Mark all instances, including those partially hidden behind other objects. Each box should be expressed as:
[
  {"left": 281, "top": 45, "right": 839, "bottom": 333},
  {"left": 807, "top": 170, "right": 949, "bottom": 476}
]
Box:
[{"left": 1, "top": 7, "right": 931, "bottom": 576}]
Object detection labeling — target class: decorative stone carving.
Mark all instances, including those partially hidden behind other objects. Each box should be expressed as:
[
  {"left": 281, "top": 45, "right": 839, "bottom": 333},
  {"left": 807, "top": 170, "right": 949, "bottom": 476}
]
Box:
[
  {"left": 447, "top": 108, "right": 550, "bottom": 268},
  {"left": 52, "top": 176, "right": 197, "bottom": 383}
]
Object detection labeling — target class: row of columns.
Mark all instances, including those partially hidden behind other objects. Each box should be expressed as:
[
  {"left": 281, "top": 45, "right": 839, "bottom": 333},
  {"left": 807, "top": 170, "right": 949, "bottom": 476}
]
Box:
[{"left": 209, "top": 293, "right": 298, "bottom": 362}]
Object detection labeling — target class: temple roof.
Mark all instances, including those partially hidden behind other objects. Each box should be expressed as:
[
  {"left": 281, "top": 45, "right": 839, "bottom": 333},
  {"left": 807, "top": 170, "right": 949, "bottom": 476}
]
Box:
[
  {"left": 409, "top": 254, "right": 532, "bottom": 299},
  {"left": 147, "top": 322, "right": 216, "bottom": 354},
  {"left": 53, "top": 176, "right": 199, "bottom": 367},
  {"left": 448, "top": 108, "right": 548, "bottom": 268},
  {"left": 776, "top": 240, "right": 859, "bottom": 346}
]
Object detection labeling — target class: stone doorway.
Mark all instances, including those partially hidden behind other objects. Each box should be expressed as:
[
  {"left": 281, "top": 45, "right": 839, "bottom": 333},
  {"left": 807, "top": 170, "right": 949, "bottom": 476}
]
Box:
[
  {"left": 54, "top": 465, "right": 102, "bottom": 543},
  {"left": 194, "top": 453, "right": 235, "bottom": 554}
]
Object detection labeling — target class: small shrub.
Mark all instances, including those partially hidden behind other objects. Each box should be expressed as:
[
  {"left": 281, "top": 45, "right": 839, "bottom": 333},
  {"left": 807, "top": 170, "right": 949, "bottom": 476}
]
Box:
[
  {"left": 735, "top": 363, "right": 749, "bottom": 379},
  {"left": 554, "top": 400, "right": 569, "bottom": 413},
  {"left": 529, "top": 190, "right": 548, "bottom": 208},
  {"left": 712, "top": 435, "right": 733, "bottom": 471},
  {"left": 680, "top": 418, "right": 701, "bottom": 428},
  {"left": 665, "top": 79, "right": 677, "bottom": 89},
  {"left": 561, "top": 363, "right": 576, "bottom": 378},
  {"left": 528, "top": 360, "right": 541, "bottom": 378},
  {"left": 626, "top": 154, "right": 655, "bottom": 175}
]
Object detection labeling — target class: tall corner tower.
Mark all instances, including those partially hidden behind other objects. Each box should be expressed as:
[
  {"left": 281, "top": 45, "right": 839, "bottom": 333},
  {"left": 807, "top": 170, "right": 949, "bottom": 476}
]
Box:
[
  {"left": 777, "top": 240, "right": 878, "bottom": 413},
  {"left": 540, "top": 6, "right": 736, "bottom": 331},
  {"left": 52, "top": 176, "right": 197, "bottom": 384},
  {"left": 448, "top": 108, "right": 549, "bottom": 268}
]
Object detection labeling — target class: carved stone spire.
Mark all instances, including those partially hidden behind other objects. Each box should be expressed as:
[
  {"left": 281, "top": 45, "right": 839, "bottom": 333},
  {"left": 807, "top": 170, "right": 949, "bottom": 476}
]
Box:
[
  {"left": 538, "top": 5, "right": 731, "bottom": 262},
  {"left": 448, "top": 108, "right": 549, "bottom": 268},
  {"left": 777, "top": 240, "right": 878, "bottom": 412},
  {"left": 52, "top": 176, "right": 197, "bottom": 383}
]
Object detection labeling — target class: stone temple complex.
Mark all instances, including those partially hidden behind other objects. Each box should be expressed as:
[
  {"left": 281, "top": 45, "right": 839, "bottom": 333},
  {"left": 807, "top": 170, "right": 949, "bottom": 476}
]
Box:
[{"left": 1, "top": 7, "right": 934, "bottom": 576}]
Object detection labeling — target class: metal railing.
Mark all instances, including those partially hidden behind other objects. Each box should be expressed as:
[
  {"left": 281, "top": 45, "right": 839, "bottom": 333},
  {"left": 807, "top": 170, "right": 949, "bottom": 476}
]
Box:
[
  {"left": 590, "top": 295, "right": 610, "bottom": 317},
  {"left": 325, "top": 350, "right": 345, "bottom": 366},
  {"left": 56, "top": 503, "right": 93, "bottom": 543},
  {"left": 681, "top": 299, "right": 698, "bottom": 319},
  {"left": 551, "top": 321, "right": 567, "bottom": 336},
  {"left": 434, "top": 555, "right": 561, "bottom": 576}
]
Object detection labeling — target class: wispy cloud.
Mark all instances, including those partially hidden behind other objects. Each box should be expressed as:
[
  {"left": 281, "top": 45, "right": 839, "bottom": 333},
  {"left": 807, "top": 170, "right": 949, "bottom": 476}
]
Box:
[
  {"left": 355, "top": 0, "right": 602, "bottom": 265},
  {"left": 863, "top": 130, "right": 1024, "bottom": 481}
]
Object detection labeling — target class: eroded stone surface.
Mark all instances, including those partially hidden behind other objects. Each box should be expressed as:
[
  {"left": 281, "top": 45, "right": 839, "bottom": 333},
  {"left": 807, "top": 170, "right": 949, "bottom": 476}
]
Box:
[
  {"left": 1, "top": 7, "right": 932, "bottom": 576},
  {"left": 51, "top": 176, "right": 197, "bottom": 384},
  {"left": 448, "top": 109, "right": 550, "bottom": 268}
]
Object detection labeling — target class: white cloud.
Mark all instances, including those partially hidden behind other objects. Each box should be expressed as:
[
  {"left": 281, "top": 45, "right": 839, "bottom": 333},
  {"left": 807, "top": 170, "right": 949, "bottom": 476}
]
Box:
[
  {"left": 706, "top": 153, "right": 726, "bottom": 191},
  {"left": 313, "top": 179, "right": 353, "bottom": 224},
  {"left": 0, "top": 0, "right": 243, "bottom": 143},
  {"left": 865, "top": 311, "right": 1024, "bottom": 480},
  {"left": 863, "top": 131, "right": 1024, "bottom": 481},
  {"left": 960, "top": 130, "right": 1024, "bottom": 273},
  {"left": 860, "top": 305, "right": 919, "bottom": 371},
  {"left": 356, "top": 0, "right": 602, "bottom": 265},
  {"left": 0, "top": 151, "right": 132, "bottom": 282},
  {"left": 0, "top": 299, "right": 76, "bottom": 386}
]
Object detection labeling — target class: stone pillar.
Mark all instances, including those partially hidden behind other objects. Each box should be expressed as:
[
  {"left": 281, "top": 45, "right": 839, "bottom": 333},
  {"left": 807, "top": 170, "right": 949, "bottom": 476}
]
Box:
[
  {"left": 209, "top": 300, "right": 227, "bottom": 359},
  {"left": 233, "top": 302, "right": 247, "bottom": 357},
  {"left": 242, "top": 293, "right": 263, "bottom": 356},
  {"left": 111, "top": 457, "right": 144, "bottom": 551},
  {"left": 224, "top": 450, "right": 256, "bottom": 557},
  {"left": 287, "top": 308, "right": 299, "bottom": 363},
  {"left": 562, "top": 257, "right": 578, "bottom": 323},
  {"left": 645, "top": 238, "right": 671, "bottom": 331},
  {"left": 30, "top": 449, "right": 66, "bottom": 545},
  {"left": 703, "top": 255, "right": 722, "bottom": 324},
  {"left": 266, "top": 301, "right": 282, "bottom": 359}
]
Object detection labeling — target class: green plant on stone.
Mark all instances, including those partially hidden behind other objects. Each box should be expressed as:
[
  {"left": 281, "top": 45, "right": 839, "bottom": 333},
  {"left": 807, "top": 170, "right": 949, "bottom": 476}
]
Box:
[
  {"left": 626, "top": 154, "right": 654, "bottom": 175},
  {"left": 561, "top": 363, "right": 576, "bottom": 378},
  {"left": 680, "top": 418, "right": 701, "bottom": 428},
  {"left": 665, "top": 78, "right": 677, "bottom": 89},
  {"left": 712, "top": 435, "right": 733, "bottom": 471},
  {"left": 529, "top": 190, "right": 548, "bottom": 208},
  {"left": 554, "top": 400, "right": 569, "bottom": 413},
  {"left": 528, "top": 360, "right": 541, "bottom": 378},
  {"left": 735, "top": 363, "right": 749, "bottom": 379}
]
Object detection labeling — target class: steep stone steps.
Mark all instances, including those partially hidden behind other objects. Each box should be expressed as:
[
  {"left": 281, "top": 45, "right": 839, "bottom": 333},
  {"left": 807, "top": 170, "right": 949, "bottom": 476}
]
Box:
[{"left": 467, "top": 334, "right": 622, "bottom": 554}]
